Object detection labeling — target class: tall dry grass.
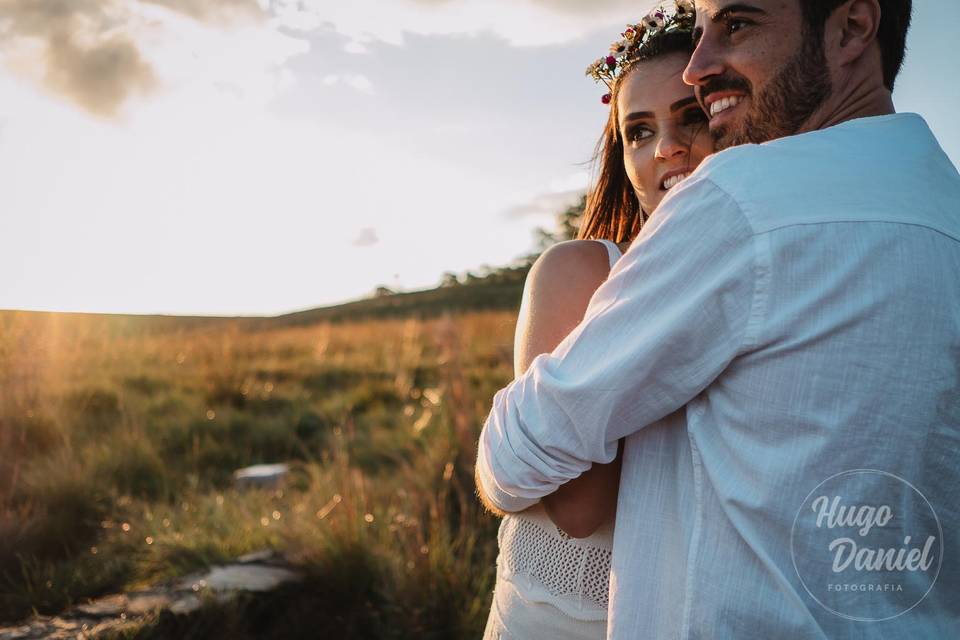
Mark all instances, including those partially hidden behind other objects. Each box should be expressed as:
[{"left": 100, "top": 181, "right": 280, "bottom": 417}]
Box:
[{"left": 0, "top": 309, "right": 517, "bottom": 637}]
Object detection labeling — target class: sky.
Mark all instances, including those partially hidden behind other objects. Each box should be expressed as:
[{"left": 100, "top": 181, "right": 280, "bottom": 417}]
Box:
[{"left": 0, "top": 0, "right": 957, "bottom": 317}]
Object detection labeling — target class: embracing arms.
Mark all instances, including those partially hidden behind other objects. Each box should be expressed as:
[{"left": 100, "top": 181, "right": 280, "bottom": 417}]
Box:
[
  {"left": 474, "top": 177, "right": 761, "bottom": 512},
  {"left": 515, "top": 240, "right": 627, "bottom": 537},
  {"left": 476, "top": 239, "right": 622, "bottom": 531}
]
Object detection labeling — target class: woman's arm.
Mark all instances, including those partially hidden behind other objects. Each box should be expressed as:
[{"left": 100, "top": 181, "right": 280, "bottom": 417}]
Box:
[{"left": 512, "top": 240, "right": 624, "bottom": 538}]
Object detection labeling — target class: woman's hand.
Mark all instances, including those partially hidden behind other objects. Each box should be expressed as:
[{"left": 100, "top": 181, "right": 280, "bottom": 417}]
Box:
[{"left": 542, "top": 439, "right": 624, "bottom": 538}]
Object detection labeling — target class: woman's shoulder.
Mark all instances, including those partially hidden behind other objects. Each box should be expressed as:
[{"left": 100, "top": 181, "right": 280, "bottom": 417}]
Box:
[
  {"left": 525, "top": 240, "right": 614, "bottom": 303},
  {"left": 530, "top": 239, "right": 613, "bottom": 281},
  {"left": 535, "top": 239, "right": 615, "bottom": 267}
]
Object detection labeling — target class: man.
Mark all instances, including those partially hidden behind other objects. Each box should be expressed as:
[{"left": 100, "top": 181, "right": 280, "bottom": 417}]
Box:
[{"left": 476, "top": 1, "right": 959, "bottom": 637}]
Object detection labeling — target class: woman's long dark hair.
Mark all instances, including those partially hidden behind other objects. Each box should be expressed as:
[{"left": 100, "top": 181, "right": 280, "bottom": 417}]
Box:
[{"left": 578, "top": 29, "right": 696, "bottom": 243}]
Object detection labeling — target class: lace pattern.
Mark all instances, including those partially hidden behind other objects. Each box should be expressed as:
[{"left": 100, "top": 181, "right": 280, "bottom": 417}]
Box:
[{"left": 498, "top": 507, "right": 612, "bottom": 611}]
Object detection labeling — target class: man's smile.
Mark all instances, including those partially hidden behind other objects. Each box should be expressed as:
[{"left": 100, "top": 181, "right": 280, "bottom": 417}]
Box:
[{"left": 703, "top": 91, "right": 748, "bottom": 128}]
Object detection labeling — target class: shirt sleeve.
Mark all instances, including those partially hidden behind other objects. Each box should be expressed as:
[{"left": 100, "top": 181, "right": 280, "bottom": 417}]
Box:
[{"left": 476, "top": 177, "right": 763, "bottom": 512}]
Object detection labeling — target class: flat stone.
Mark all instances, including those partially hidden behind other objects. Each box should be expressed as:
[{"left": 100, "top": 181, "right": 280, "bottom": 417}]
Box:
[
  {"left": 0, "top": 626, "right": 33, "bottom": 639},
  {"left": 233, "top": 463, "right": 289, "bottom": 489},
  {"left": 49, "top": 618, "right": 79, "bottom": 631},
  {"left": 75, "top": 594, "right": 128, "bottom": 618},
  {"left": 0, "top": 554, "right": 302, "bottom": 638},
  {"left": 236, "top": 549, "right": 278, "bottom": 564},
  {"left": 179, "top": 564, "right": 299, "bottom": 593},
  {"left": 169, "top": 595, "right": 202, "bottom": 616},
  {"left": 126, "top": 594, "right": 172, "bottom": 616}
]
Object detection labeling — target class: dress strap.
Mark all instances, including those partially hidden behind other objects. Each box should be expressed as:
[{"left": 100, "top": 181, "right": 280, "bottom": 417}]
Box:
[{"left": 591, "top": 239, "right": 623, "bottom": 269}]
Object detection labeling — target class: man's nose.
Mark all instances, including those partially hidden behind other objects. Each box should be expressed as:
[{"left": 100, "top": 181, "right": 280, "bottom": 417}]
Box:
[{"left": 683, "top": 32, "right": 724, "bottom": 87}]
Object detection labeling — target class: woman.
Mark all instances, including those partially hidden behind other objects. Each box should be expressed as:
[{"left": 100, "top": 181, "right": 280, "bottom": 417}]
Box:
[{"left": 482, "top": 3, "right": 711, "bottom": 638}]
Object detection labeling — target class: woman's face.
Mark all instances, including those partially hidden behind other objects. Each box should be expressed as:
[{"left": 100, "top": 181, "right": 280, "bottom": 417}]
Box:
[{"left": 617, "top": 52, "right": 713, "bottom": 215}]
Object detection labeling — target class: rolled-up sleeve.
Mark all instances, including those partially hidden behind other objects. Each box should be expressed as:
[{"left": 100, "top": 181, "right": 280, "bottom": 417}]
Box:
[{"left": 476, "top": 178, "right": 764, "bottom": 512}]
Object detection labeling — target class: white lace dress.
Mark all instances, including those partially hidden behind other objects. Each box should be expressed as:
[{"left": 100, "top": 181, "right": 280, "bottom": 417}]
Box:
[{"left": 482, "top": 239, "right": 623, "bottom": 640}]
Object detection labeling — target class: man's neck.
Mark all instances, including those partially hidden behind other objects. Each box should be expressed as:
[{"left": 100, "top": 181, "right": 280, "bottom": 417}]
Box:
[{"left": 800, "top": 79, "right": 895, "bottom": 134}]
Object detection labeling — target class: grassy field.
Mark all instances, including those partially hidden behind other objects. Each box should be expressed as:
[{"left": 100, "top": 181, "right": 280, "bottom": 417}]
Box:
[{"left": 0, "top": 307, "right": 518, "bottom": 638}]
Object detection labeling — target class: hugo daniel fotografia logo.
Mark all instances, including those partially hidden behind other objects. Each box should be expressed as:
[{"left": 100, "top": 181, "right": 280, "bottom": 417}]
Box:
[{"left": 790, "top": 469, "right": 943, "bottom": 622}]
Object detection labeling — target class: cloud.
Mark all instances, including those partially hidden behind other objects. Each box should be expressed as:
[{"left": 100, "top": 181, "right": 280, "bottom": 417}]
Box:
[
  {"left": 352, "top": 227, "right": 379, "bottom": 247},
  {"left": 322, "top": 73, "right": 375, "bottom": 94},
  {"left": 504, "top": 171, "right": 589, "bottom": 218},
  {"left": 0, "top": 0, "right": 155, "bottom": 116},
  {"left": 409, "top": 0, "right": 644, "bottom": 15},
  {"left": 0, "top": 0, "right": 655, "bottom": 117},
  {"left": 142, "top": 0, "right": 264, "bottom": 23},
  {"left": 505, "top": 188, "right": 584, "bottom": 219},
  {"left": 528, "top": 0, "right": 642, "bottom": 14},
  {"left": 0, "top": 0, "right": 292, "bottom": 117},
  {"left": 276, "top": 0, "right": 659, "bottom": 47},
  {"left": 44, "top": 29, "right": 156, "bottom": 117},
  {"left": 343, "top": 40, "right": 370, "bottom": 54}
]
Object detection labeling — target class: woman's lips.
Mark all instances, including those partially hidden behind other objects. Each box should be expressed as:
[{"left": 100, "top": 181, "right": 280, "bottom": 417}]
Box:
[{"left": 660, "top": 170, "right": 693, "bottom": 191}]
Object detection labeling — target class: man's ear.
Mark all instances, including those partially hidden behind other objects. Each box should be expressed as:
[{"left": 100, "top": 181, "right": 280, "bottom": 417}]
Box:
[{"left": 827, "top": 0, "right": 882, "bottom": 69}]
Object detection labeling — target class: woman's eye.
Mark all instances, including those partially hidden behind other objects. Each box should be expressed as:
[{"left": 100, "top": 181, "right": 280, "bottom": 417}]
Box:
[
  {"left": 681, "top": 109, "right": 708, "bottom": 126},
  {"left": 626, "top": 127, "right": 653, "bottom": 144}
]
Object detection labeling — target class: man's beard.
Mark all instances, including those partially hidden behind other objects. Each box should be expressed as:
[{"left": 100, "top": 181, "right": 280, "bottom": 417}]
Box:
[{"left": 710, "top": 26, "right": 833, "bottom": 150}]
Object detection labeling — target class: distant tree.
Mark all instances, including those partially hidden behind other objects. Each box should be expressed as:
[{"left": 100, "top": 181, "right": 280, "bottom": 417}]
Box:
[
  {"left": 439, "top": 272, "right": 460, "bottom": 287},
  {"left": 373, "top": 286, "right": 395, "bottom": 298},
  {"left": 425, "top": 194, "right": 586, "bottom": 295},
  {"left": 532, "top": 194, "right": 586, "bottom": 252}
]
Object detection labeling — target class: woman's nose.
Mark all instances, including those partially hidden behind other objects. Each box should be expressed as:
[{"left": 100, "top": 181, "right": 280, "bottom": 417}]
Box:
[{"left": 655, "top": 131, "right": 687, "bottom": 161}]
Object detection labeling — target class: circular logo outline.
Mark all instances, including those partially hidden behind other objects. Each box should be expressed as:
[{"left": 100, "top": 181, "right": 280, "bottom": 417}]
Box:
[{"left": 789, "top": 468, "right": 944, "bottom": 622}]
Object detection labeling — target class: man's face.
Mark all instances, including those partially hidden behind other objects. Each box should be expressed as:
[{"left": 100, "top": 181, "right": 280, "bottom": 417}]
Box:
[{"left": 683, "top": 0, "right": 833, "bottom": 150}]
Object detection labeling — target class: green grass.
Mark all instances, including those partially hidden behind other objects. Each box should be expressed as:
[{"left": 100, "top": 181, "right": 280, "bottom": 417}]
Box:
[{"left": 0, "top": 309, "right": 515, "bottom": 637}]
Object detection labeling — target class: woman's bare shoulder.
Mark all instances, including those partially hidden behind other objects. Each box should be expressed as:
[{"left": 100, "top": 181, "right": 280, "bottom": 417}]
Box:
[
  {"left": 531, "top": 239, "right": 612, "bottom": 277},
  {"left": 525, "top": 240, "right": 613, "bottom": 306}
]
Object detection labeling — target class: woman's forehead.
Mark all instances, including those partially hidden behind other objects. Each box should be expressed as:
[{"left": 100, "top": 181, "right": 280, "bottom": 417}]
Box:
[{"left": 618, "top": 55, "right": 695, "bottom": 123}]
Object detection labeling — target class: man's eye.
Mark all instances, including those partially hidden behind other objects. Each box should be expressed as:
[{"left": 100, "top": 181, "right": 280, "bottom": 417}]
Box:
[{"left": 726, "top": 18, "right": 749, "bottom": 35}]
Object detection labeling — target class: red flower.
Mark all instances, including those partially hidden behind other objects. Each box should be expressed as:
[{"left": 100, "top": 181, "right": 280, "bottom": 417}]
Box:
[
  {"left": 601, "top": 93, "right": 612, "bottom": 105},
  {"left": 606, "top": 55, "right": 617, "bottom": 70}
]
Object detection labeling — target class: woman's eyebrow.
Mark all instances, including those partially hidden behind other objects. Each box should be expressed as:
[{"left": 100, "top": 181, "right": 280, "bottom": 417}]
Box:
[
  {"left": 622, "top": 111, "right": 654, "bottom": 123},
  {"left": 622, "top": 98, "right": 698, "bottom": 125}
]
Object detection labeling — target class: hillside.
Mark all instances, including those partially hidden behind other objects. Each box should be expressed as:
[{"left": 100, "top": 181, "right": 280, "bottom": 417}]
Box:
[{"left": 0, "top": 261, "right": 531, "bottom": 337}]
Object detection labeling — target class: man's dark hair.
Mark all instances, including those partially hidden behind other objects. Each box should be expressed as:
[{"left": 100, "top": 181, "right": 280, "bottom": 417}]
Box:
[{"left": 800, "top": 0, "right": 912, "bottom": 91}]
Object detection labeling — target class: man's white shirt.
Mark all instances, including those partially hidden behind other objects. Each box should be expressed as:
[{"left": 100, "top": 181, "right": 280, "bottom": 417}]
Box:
[{"left": 477, "top": 113, "right": 960, "bottom": 638}]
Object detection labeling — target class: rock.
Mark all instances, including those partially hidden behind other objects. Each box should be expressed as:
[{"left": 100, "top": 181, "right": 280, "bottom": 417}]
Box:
[
  {"left": 236, "top": 549, "right": 279, "bottom": 565},
  {"left": 49, "top": 619, "right": 78, "bottom": 631},
  {"left": 0, "top": 625, "right": 32, "bottom": 639},
  {"left": 233, "top": 463, "right": 289, "bottom": 489},
  {"left": 0, "top": 552, "right": 301, "bottom": 639},
  {"left": 75, "top": 595, "right": 127, "bottom": 618},
  {"left": 126, "top": 593, "right": 172, "bottom": 616},
  {"left": 178, "top": 564, "right": 299, "bottom": 593},
  {"left": 169, "top": 595, "right": 202, "bottom": 616},
  {"left": 85, "top": 619, "right": 129, "bottom": 637}
]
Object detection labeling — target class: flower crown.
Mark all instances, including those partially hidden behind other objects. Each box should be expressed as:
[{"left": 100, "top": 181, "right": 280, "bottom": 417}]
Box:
[{"left": 586, "top": 0, "right": 696, "bottom": 105}]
